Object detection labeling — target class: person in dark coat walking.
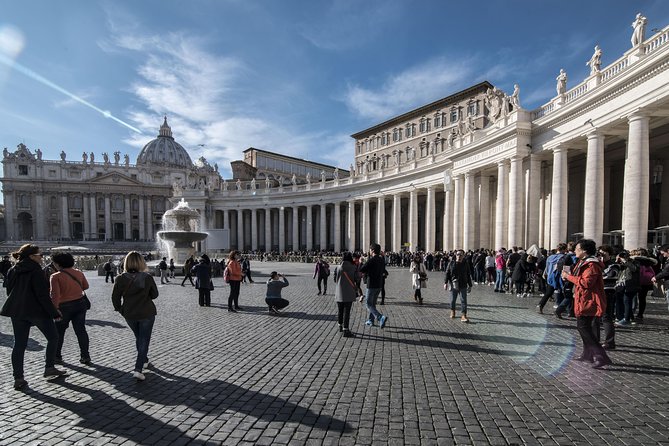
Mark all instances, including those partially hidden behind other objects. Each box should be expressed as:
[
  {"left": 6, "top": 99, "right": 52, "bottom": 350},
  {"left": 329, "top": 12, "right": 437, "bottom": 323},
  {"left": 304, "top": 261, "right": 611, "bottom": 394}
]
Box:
[
  {"left": 112, "top": 251, "right": 159, "bottom": 381},
  {"left": 1, "top": 244, "right": 67, "bottom": 390},
  {"left": 181, "top": 255, "right": 195, "bottom": 287},
  {"left": 334, "top": 252, "right": 358, "bottom": 337},
  {"left": 192, "top": 255, "right": 213, "bottom": 307},
  {"left": 360, "top": 243, "right": 388, "bottom": 328},
  {"left": 445, "top": 250, "right": 473, "bottom": 322}
]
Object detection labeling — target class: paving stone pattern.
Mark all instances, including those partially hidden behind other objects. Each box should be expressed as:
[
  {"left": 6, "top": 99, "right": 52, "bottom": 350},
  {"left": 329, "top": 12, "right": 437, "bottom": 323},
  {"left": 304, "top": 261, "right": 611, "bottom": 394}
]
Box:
[{"left": 1, "top": 262, "right": 669, "bottom": 445}]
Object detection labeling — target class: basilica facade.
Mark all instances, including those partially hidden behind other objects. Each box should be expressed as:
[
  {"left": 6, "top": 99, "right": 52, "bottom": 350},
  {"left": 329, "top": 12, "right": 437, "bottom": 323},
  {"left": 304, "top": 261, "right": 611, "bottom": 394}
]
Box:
[
  {"left": 179, "top": 14, "right": 669, "bottom": 253},
  {"left": 1, "top": 118, "right": 220, "bottom": 242}
]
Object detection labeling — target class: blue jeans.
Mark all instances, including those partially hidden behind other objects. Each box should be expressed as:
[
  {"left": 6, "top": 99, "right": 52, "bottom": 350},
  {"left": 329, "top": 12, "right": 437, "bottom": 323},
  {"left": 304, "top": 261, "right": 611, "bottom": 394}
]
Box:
[
  {"left": 365, "top": 288, "right": 382, "bottom": 322},
  {"left": 10, "top": 317, "right": 59, "bottom": 378},
  {"left": 126, "top": 316, "right": 155, "bottom": 372},
  {"left": 56, "top": 298, "right": 90, "bottom": 360},
  {"left": 665, "top": 288, "right": 669, "bottom": 312},
  {"left": 495, "top": 269, "right": 505, "bottom": 290},
  {"left": 451, "top": 288, "right": 468, "bottom": 314}
]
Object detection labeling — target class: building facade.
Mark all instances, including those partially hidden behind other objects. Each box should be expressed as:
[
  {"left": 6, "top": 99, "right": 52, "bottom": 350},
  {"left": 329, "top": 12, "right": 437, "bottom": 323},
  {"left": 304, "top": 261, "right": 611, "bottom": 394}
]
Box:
[
  {"left": 1, "top": 118, "right": 221, "bottom": 242},
  {"left": 180, "top": 16, "right": 669, "bottom": 253}
]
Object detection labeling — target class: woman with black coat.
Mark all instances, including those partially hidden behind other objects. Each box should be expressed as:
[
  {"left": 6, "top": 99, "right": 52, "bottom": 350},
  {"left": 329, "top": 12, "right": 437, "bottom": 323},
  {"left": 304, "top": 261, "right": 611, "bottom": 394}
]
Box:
[
  {"left": 1, "top": 244, "right": 67, "bottom": 390},
  {"left": 192, "top": 254, "right": 213, "bottom": 307}
]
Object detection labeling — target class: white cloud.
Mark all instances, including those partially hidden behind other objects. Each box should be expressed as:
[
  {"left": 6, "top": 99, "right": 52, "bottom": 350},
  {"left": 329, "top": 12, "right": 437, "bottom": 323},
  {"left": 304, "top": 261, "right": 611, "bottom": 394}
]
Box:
[{"left": 344, "top": 57, "right": 481, "bottom": 121}]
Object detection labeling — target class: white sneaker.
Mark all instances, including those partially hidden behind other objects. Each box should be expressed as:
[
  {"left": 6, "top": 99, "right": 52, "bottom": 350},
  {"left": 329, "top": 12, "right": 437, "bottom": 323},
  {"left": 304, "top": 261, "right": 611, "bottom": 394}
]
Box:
[
  {"left": 132, "top": 371, "right": 145, "bottom": 381},
  {"left": 142, "top": 360, "right": 152, "bottom": 371}
]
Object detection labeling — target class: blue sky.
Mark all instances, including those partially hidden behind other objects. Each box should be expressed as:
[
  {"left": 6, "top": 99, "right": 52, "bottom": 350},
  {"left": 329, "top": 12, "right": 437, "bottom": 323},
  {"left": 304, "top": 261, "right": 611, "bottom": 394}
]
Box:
[{"left": 1, "top": 0, "right": 668, "bottom": 189}]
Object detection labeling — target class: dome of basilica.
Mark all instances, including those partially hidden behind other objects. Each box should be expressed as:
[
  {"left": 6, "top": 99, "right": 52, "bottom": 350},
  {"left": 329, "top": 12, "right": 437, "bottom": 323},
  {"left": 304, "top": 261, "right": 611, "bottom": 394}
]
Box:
[{"left": 136, "top": 117, "right": 193, "bottom": 168}]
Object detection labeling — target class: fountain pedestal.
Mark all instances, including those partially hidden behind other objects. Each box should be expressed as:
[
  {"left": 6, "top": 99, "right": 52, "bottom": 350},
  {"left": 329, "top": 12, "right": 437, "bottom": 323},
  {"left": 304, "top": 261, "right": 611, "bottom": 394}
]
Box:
[{"left": 158, "top": 199, "right": 208, "bottom": 263}]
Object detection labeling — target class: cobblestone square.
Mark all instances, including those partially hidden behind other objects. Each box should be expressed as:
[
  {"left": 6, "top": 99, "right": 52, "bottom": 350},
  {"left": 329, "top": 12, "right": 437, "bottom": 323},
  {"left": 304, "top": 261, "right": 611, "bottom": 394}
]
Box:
[{"left": 1, "top": 262, "right": 668, "bottom": 445}]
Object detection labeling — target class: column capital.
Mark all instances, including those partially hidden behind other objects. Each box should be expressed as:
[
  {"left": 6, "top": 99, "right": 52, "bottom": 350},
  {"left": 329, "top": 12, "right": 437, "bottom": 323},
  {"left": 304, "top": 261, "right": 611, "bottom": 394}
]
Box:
[
  {"left": 464, "top": 171, "right": 474, "bottom": 179},
  {"left": 496, "top": 159, "right": 509, "bottom": 168},
  {"left": 586, "top": 131, "right": 605, "bottom": 141},
  {"left": 626, "top": 110, "right": 651, "bottom": 123}
]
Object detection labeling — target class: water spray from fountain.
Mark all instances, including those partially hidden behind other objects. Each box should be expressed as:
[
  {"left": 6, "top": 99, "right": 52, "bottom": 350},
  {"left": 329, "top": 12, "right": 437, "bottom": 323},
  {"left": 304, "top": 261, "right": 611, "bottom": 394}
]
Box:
[{"left": 157, "top": 198, "right": 208, "bottom": 265}]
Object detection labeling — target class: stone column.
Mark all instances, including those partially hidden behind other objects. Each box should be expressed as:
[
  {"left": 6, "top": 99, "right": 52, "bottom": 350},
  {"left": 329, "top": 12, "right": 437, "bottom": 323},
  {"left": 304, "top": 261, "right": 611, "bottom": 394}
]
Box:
[
  {"left": 527, "top": 156, "right": 541, "bottom": 247},
  {"left": 453, "top": 175, "right": 464, "bottom": 249},
  {"left": 583, "top": 132, "right": 605, "bottom": 245},
  {"left": 306, "top": 205, "right": 313, "bottom": 251},
  {"left": 334, "top": 202, "right": 341, "bottom": 252},
  {"left": 35, "top": 193, "right": 45, "bottom": 240},
  {"left": 392, "top": 194, "right": 401, "bottom": 252},
  {"left": 622, "top": 114, "right": 650, "bottom": 249},
  {"left": 425, "top": 187, "right": 435, "bottom": 252},
  {"left": 292, "top": 207, "right": 300, "bottom": 251},
  {"left": 279, "top": 207, "right": 286, "bottom": 252},
  {"left": 104, "top": 195, "right": 111, "bottom": 240},
  {"left": 237, "top": 209, "right": 244, "bottom": 250},
  {"left": 347, "top": 200, "right": 356, "bottom": 252},
  {"left": 251, "top": 208, "right": 258, "bottom": 251},
  {"left": 90, "top": 195, "right": 98, "bottom": 240},
  {"left": 61, "top": 194, "right": 71, "bottom": 239},
  {"left": 508, "top": 155, "right": 523, "bottom": 247},
  {"left": 479, "top": 175, "right": 491, "bottom": 249},
  {"left": 4, "top": 192, "right": 15, "bottom": 240},
  {"left": 495, "top": 160, "right": 508, "bottom": 249},
  {"left": 83, "top": 194, "right": 90, "bottom": 240},
  {"left": 362, "top": 198, "right": 370, "bottom": 251},
  {"left": 146, "top": 197, "right": 153, "bottom": 240},
  {"left": 224, "top": 209, "right": 230, "bottom": 230},
  {"left": 320, "top": 204, "right": 327, "bottom": 250},
  {"left": 550, "top": 146, "right": 569, "bottom": 248},
  {"left": 409, "top": 189, "right": 418, "bottom": 251},
  {"left": 124, "top": 196, "right": 132, "bottom": 240},
  {"left": 265, "top": 209, "right": 272, "bottom": 251},
  {"left": 377, "top": 196, "right": 386, "bottom": 251},
  {"left": 463, "top": 172, "right": 475, "bottom": 250},
  {"left": 443, "top": 187, "right": 453, "bottom": 251}
]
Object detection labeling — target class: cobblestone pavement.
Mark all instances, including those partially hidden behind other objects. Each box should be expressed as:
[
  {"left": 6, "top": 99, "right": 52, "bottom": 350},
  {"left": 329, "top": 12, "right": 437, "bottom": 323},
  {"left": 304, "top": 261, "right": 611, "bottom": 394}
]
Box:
[{"left": 1, "top": 262, "right": 669, "bottom": 445}]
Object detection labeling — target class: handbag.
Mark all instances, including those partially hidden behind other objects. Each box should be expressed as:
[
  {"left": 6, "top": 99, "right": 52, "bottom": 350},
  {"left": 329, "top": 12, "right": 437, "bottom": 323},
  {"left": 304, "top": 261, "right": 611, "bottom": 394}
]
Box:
[{"left": 59, "top": 269, "right": 91, "bottom": 310}]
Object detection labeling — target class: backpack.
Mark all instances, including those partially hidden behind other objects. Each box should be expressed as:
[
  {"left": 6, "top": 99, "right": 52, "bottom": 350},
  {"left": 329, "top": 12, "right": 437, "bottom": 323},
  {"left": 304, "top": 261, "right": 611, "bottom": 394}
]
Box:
[
  {"left": 104, "top": 262, "right": 112, "bottom": 272},
  {"left": 617, "top": 260, "right": 640, "bottom": 290},
  {"left": 322, "top": 263, "right": 331, "bottom": 277},
  {"left": 223, "top": 266, "right": 231, "bottom": 283},
  {"left": 544, "top": 253, "right": 565, "bottom": 288},
  {"left": 639, "top": 265, "right": 655, "bottom": 287}
]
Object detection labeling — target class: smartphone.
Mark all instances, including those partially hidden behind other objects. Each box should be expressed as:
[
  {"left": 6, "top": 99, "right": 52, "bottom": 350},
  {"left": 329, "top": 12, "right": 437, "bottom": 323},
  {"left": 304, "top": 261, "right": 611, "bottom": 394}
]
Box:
[{"left": 562, "top": 266, "right": 571, "bottom": 274}]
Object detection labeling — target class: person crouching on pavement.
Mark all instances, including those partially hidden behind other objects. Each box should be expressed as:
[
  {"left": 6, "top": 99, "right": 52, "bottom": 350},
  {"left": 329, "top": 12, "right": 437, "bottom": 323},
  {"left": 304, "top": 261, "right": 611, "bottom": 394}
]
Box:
[
  {"left": 562, "top": 239, "right": 613, "bottom": 369},
  {"left": 265, "top": 272, "right": 289, "bottom": 314}
]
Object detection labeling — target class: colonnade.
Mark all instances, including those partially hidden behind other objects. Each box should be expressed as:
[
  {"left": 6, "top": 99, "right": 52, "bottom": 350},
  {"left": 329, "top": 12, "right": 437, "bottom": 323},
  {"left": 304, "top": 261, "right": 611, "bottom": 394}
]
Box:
[{"left": 219, "top": 112, "right": 653, "bottom": 252}]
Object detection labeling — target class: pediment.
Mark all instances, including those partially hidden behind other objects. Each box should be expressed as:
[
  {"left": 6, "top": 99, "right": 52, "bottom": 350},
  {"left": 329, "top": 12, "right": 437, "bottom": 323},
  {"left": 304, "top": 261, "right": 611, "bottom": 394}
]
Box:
[{"left": 89, "top": 172, "right": 144, "bottom": 186}]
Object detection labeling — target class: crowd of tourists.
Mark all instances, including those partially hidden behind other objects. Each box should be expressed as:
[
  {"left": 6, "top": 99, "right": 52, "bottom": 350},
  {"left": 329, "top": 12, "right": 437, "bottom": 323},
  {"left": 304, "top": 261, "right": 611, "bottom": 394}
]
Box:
[{"left": 3, "top": 238, "right": 669, "bottom": 391}]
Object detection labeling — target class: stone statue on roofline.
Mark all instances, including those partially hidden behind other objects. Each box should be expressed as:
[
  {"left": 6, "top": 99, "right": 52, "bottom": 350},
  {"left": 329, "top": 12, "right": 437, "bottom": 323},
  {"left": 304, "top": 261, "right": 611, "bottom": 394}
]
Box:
[
  {"left": 586, "top": 45, "right": 602, "bottom": 75},
  {"left": 631, "top": 13, "right": 647, "bottom": 47},
  {"left": 511, "top": 84, "right": 521, "bottom": 109},
  {"left": 60, "top": 150, "right": 66, "bottom": 161},
  {"left": 556, "top": 69, "right": 567, "bottom": 96},
  {"left": 124, "top": 154, "right": 130, "bottom": 167},
  {"left": 82, "top": 152, "right": 88, "bottom": 163}
]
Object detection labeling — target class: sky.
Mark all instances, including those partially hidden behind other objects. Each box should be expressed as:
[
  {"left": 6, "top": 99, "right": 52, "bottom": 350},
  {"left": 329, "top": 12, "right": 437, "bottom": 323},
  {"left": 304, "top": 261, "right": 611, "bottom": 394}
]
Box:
[{"left": 1, "top": 0, "right": 668, "bottom": 195}]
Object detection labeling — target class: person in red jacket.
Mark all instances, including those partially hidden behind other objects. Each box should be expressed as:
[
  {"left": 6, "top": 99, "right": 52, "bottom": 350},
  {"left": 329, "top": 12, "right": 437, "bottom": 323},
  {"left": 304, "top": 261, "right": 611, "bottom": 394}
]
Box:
[{"left": 562, "top": 239, "right": 613, "bottom": 369}]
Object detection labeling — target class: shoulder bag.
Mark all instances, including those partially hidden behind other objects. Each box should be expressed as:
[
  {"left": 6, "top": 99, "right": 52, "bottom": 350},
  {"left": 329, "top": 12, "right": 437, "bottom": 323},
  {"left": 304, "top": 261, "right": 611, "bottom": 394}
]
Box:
[{"left": 59, "top": 269, "right": 91, "bottom": 310}]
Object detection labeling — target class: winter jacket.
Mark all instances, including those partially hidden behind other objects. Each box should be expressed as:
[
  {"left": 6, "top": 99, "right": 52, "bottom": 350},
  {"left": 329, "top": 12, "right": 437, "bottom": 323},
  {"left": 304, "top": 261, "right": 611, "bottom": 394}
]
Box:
[
  {"left": 192, "top": 261, "right": 213, "bottom": 290},
  {"left": 563, "top": 256, "right": 606, "bottom": 317},
  {"left": 266, "top": 277, "right": 289, "bottom": 299},
  {"left": 111, "top": 271, "right": 158, "bottom": 320},
  {"left": 410, "top": 261, "right": 427, "bottom": 290},
  {"left": 334, "top": 260, "right": 358, "bottom": 303},
  {"left": 225, "top": 260, "right": 243, "bottom": 281},
  {"left": 1, "top": 259, "right": 59, "bottom": 319},
  {"left": 445, "top": 260, "right": 473, "bottom": 290},
  {"left": 50, "top": 268, "right": 90, "bottom": 308},
  {"left": 360, "top": 255, "right": 386, "bottom": 288}
]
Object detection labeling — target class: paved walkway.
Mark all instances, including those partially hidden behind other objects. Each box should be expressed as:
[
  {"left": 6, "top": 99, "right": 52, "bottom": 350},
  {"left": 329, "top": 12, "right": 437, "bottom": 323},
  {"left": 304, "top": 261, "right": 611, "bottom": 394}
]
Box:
[{"left": 1, "top": 262, "right": 668, "bottom": 445}]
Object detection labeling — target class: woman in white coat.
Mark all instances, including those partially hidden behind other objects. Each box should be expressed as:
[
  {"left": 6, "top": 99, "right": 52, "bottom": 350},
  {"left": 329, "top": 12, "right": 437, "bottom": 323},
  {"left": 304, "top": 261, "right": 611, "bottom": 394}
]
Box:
[{"left": 410, "top": 254, "right": 427, "bottom": 304}]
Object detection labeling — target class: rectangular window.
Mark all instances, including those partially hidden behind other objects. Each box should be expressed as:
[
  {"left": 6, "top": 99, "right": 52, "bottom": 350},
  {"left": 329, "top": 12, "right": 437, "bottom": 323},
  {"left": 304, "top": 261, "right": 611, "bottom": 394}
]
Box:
[
  {"left": 468, "top": 102, "right": 479, "bottom": 116},
  {"left": 450, "top": 110, "right": 458, "bottom": 123},
  {"left": 18, "top": 165, "right": 28, "bottom": 175},
  {"left": 48, "top": 170, "right": 56, "bottom": 177},
  {"left": 435, "top": 114, "right": 442, "bottom": 128}
]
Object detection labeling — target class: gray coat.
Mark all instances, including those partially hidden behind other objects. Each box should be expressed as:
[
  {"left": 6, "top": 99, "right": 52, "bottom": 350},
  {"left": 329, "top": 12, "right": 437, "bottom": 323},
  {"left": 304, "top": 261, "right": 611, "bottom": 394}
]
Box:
[{"left": 334, "top": 260, "right": 357, "bottom": 303}]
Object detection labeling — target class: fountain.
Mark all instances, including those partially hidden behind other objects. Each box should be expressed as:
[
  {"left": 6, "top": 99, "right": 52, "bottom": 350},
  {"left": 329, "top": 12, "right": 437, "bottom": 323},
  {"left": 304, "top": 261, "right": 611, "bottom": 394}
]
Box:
[{"left": 157, "top": 198, "right": 208, "bottom": 264}]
